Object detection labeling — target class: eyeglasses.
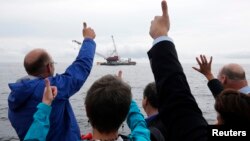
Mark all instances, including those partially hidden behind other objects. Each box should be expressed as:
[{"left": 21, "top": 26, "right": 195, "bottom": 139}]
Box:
[
  {"left": 47, "top": 61, "right": 57, "bottom": 66},
  {"left": 50, "top": 61, "right": 57, "bottom": 65}
]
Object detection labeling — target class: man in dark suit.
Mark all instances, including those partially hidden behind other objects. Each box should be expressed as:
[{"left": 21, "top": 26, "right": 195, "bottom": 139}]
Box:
[{"left": 147, "top": 1, "right": 208, "bottom": 140}]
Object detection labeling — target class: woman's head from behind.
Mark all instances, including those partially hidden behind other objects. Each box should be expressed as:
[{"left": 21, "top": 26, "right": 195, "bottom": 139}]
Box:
[
  {"left": 215, "top": 89, "right": 250, "bottom": 126},
  {"left": 85, "top": 74, "right": 132, "bottom": 134}
]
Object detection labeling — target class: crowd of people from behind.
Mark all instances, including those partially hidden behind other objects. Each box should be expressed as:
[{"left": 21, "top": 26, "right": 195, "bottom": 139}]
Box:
[{"left": 7, "top": 0, "right": 250, "bottom": 141}]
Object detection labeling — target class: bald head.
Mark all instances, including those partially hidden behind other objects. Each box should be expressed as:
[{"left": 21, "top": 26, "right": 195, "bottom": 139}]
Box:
[
  {"left": 220, "top": 63, "right": 246, "bottom": 81},
  {"left": 24, "top": 49, "right": 52, "bottom": 76}
]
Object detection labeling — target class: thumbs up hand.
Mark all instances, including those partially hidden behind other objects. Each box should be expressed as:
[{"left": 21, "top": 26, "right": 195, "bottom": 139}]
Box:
[
  {"left": 42, "top": 78, "right": 58, "bottom": 106},
  {"left": 149, "top": 0, "right": 170, "bottom": 39},
  {"left": 82, "top": 22, "right": 96, "bottom": 39}
]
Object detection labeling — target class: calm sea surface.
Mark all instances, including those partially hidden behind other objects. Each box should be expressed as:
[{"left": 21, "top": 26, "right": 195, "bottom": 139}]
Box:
[{"left": 1, "top": 62, "right": 250, "bottom": 140}]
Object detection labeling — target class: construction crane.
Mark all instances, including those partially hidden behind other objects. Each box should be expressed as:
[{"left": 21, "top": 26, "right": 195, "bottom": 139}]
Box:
[
  {"left": 105, "top": 35, "right": 119, "bottom": 62},
  {"left": 72, "top": 40, "right": 81, "bottom": 45},
  {"left": 72, "top": 36, "right": 136, "bottom": 66},
  {"left": 110, "top": 35, "right": 118, "bottom": 57},
  {"left": 72, "top": 36, "right": 119, "bottom": 62}
]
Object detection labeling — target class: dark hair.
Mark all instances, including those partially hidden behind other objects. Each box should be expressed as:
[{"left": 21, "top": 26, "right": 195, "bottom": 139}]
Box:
[
  {"left": 85, "top": 75, "right": 132, "bottom": 133},
  {"left": 143, "top": 82, "right": 158, "bottom": 108},
  {"left": 221, "top": 66, "right": 246, "bottom": 80},
  {"left": 215, "top": 89, "right": 250, "bottom": 126},
  {"left": 24, "top": 52, "right": 50, "bottom": 75}
]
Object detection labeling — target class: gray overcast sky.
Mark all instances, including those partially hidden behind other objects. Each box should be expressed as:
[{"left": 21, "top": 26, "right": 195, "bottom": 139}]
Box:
[{"left": 0, "top": 0, "right": 250, "bottom": 63}]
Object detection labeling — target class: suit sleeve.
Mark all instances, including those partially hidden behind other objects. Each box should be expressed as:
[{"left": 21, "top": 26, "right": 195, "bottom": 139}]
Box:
[
  {"left": 52, "top": 38, "right": 96, "bottom": 99},
  {"left": 148, "top": 41, "right": 208, "bottom": 141},
  {"left": 207, "top": 79, "right": 224, "bottom": 98}
]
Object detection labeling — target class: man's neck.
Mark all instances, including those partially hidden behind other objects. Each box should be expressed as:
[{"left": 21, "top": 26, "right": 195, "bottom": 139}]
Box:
[
  {"left": 146, "top": 108, "right": 158, "bottom": 117},
  {"left": 92, "top": 128, "right": 119, "bottom": 141},
  {"left": 226, "top": 80, "right": 248, "bottom": 90},
  {"left": 16, "top": 75, "right": 39, "bottom": 82}
]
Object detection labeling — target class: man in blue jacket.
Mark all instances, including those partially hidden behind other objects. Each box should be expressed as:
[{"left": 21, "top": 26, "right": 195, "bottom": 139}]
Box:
[{"left": 8, "top": 22, "right": 96, "bottom": 141}]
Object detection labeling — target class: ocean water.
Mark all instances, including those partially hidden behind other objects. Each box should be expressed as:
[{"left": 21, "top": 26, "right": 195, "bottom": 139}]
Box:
[{"left": 1, "top": 62, "right": 250, "bottom": 140}]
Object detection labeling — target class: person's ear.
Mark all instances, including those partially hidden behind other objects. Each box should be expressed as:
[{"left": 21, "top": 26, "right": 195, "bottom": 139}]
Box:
[
  {"left": 46, "top": 63, "right": 52, "bottom": 75},
  {"left": 221, "top": 75, "right": 227, "bottom": 85},
  {"left": 145, "top": 97, "right": 149, "bottom": 106},
  {"left": 216, "top": 113, "right": 224, "bottom": 125},
  {"left": 142, "top": 97, "right": 147, "bottom": 109}
]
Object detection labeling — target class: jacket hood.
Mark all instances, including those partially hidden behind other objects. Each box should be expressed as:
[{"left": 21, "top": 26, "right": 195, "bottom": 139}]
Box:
[{"left": 8, "top": 78, "right": 42, "bottom": 110}]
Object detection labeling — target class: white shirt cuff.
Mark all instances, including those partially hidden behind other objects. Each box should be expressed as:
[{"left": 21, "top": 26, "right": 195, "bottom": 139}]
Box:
[{"left": 153, "top": 36, "right": 174, "bottom": 46}]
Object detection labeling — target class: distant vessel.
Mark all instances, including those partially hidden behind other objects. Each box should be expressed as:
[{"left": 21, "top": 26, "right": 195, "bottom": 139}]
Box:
[
  {"left": 73, "top": 36, "right": 136, "bottom": 66},
  {"left": 97, "top": 36, "right": 136, "bottom": 66},
  {"left": 97, "top": 58, "right": 136, "bottom": 66}
]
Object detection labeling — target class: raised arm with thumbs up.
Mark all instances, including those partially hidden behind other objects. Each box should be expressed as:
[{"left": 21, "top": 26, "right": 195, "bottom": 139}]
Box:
[
  {"left": 147, "top": 1, "right": 208, "bottom": 141},
  {"left": 24, "top": 78, "right": 58, "bottom": 141},
  {"left": 42, "top": 78, "right": 58, "bottom": 106}
]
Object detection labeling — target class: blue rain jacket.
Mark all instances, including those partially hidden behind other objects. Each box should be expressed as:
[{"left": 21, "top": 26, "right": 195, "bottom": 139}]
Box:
[{"left": 8, "top": 38, "right": 96, "bottom": 141}]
